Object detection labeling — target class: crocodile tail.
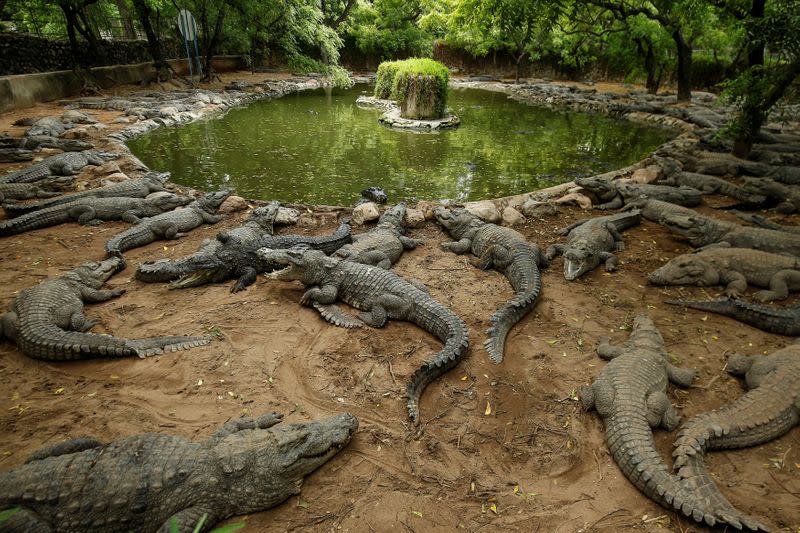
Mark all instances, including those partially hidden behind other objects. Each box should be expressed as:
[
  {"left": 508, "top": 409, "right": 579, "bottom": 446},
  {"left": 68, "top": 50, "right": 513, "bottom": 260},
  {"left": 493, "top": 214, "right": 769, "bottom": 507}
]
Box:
[
  {"left": 485, "top": 273, "right": 541, "bottom": 364},
  {"left": 126, "top": 335, "right": 212, "bottom": 357},
  {"left": 106, "top": 225, "right": 154, "bottom": 256},
  {"left": 0, "top": 207, "right": 69, "bottom": 237},
  {"left": 666, "top": 298, "right": 800, "bottom": 336},
  {"left": 405, "top": 314, "right": 469, "bottom": 424},
  {"left": 17, "top": 324, "right": 136, "bottom": 360}
]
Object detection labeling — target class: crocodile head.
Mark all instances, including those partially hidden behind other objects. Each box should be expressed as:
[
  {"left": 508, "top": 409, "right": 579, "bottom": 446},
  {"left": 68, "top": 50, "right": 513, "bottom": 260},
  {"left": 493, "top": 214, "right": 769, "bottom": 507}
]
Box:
[
  {"left": 248, "top": 202, "right": 281, "bottom": 229},
  {"left": 726, "top": 353, "right": 755, "bottom": 376},
  {"left": 143, "top": 171, "right": 171, "bottom": 185},
  {"left": 168, "top": 255, "right": 228, "bottom": 289},
  {"left": 433, "top": 207, "right": 481, "bottom": 238},
  {"left": 197, "top": 190, "right": 232, "bottom": 211},
  {"left": 65, "top": 256, "right": 125, "bottom": 288},
  {"left": 647, "top": 255, "right": 720, "bottom": 286},
  {"left": 575, "top": 177, "right": 616, "bottom": 201},
  {"left": 217, "top": 412, "right": 358, "bottom": 511},
  {"left": 562, "top": 244, "right": 600, "bottom": 280},
  {"left": 361, "top": 187, "right": 387, "bottom": 204},
  {"left": 376, "top": 202, "right": 407, "bottom": 232},
  {"left": 740, "top": 177, "right": 775, "bottom": 197},
  {"left": 150, "top": 194, "right": 194, "bottom": 211},
  {"left": 260, "top": 247, "right": 337, "bottom": 285},
  {"left": 658, "top": 214, "right": 713, "bottom": 245}
]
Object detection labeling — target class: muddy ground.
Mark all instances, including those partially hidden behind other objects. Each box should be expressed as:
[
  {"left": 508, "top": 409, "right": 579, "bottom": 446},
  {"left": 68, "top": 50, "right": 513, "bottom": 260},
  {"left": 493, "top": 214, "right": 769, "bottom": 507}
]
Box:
[{"left": 0, "top": 74, "right": 798, "bottom": 532}]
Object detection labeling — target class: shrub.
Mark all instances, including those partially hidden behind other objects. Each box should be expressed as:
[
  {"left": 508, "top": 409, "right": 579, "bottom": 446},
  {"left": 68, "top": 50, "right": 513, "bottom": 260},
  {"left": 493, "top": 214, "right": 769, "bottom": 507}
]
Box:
[
  {"left": 390, "top": 58, "right": 450, "bottom": 118},
  {"left": 286, "top": 54, "right": 353, "bottom": 89},
  {"left": 374, "top": 60, "right": 402, "bottom": 99}
]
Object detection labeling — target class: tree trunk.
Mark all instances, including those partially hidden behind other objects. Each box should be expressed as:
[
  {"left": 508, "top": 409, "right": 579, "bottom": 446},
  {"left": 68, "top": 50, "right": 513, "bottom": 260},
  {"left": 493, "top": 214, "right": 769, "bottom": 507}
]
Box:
[
  {"left": 635, "top": 37, "right": 661, "bottom": 94},
  {"left": 747, "top": 0, "right": 766, "bottom": 68},
  {"left": 58, "top": 2, "right": 85, "bottom": 67},
  {"left": 202, "top": 6, "right": 225, "bottom": 81},
  {"left": 114, "top": 0, "right": 137, "bottom": 40},
  {"left": 131, "top": 0, "right": 170, "bottom": 81},
  {"left": 515, "top": 51, "right": 524, "bottom": 84},
  {"left": 672, "top": 29, "right": 692, "bottom": 102}
]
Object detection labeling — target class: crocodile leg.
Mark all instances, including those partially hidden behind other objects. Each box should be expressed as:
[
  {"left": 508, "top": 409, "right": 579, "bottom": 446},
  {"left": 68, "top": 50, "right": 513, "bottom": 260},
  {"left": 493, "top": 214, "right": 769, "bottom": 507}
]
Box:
[
  {"left": 595, "top": 196, "right": 624, "bottom": 210},
  {"left": 69, "top": 312, "right": 98, "bottom": 332},
  {"left": 231, "top": 267, "right": 258, "bottom": 293},
  {"left": 666, "top": 363, "right": 697, "bottom": 387},
  {"left": 359, "top": 250, "right": 392, "bottom": 269},
  {"left": 645, "top": 391, "right": 680, "bottom": 430},
  {"left": 67, "top": 205, "right": 95, "bottom": 224},
  {"left": 312, "top": 303, "right": 365, "bottom": 328},
  {"left": 597, "top": 336, "right": 625, "bottom": 360},
  {"left": 399, "top": 236, "right": 423, "bottom": 249},
  {"left": 753, "top": 270, "right": 800, "bottom": 302},
  {"left": 441, "top": 238, "right": 472, "bottom": 254},
  {"left": 605, "top": 222, "right": 625, "bottom": 251},
  {"left": 0, "top": 507, "right": 54, "bottom": 532},
  {"left": 545, "top": 244, "right": 566, "bottom": 261},
  {"left": 360, "top": 294, "right": 411, "bottom": 328},
  {"left": 80, "top": 286, "right": 125, "bottom": 303},
  {"left": 210, "top": 412, "right": 283, "bottom": 442},
  {"left": 598, "top": 251, "right": 618, "bottom": 271},
  {"left": 24, "top": 437, "right": 104, "bottom": 463},
  {"left": 300, "top": 284, "right": 338, "bottom": 306},
  {"left": 720, "top": 270, "right": 748, "bottom": 298}
]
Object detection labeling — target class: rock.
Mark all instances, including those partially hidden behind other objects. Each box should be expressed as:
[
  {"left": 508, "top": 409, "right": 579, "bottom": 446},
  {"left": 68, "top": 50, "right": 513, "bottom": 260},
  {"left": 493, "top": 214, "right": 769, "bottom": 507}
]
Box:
[
  {"left": 112, "top": 116, "right": 131, "bottom": 124},
  {"left": 94, "top": 161, "right": 121, "bottom": 176},
  {"left": 352, "top": 202, "right": 380, "bottom": 225},
  {"left": 464, "top": 200, "right": 501, "bottom": 223},
  {"left": 501, "top": 206, "right": 525, "bottom": 226},
  {"left": 101, "top": 172, "right": 129, "bottom": 184},
  {"left": 415, "top": 200, "right": 438, "bottom": 220},
  {"left": 521, "top": 198, "right": 559, "bottom": 218},
  {"left": 630, "top": 165, "right": 661, "bottom": 184},
  {"left": 275, "top": 207, "right": 299, "bottom": 225},
  {"left": 554, "top": 192, "right": 593, "bottom": 209},
  {"left": 404, "top": 208, "right": 426, "bottom": 228},
  {"left": 218, "top": 195, "right": 249, "bottom": 214}
]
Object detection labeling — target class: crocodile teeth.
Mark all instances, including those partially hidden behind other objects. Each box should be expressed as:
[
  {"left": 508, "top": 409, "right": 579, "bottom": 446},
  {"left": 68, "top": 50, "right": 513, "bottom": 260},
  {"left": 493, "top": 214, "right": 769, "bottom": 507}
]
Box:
[{"left": 565, "top": 260, "right": 582, "bottom": 280}]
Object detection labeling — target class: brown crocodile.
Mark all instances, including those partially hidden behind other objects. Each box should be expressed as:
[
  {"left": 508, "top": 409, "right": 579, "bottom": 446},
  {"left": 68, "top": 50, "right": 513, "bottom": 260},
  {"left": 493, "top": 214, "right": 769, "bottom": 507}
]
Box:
[
  {"left": 648, "top": 247, "right": 800, "bottom": 302},
  {"left": 672, "top": 346, "right": 800, "bottom": 532},
  {"left": 581, "top": 314, "right": 760, "bottom": 529}
]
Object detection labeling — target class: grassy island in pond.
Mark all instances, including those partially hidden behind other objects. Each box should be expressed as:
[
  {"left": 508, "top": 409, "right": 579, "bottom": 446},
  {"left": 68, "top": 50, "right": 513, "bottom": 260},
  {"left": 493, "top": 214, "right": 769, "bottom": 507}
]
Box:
[{"left": 375, "top": 58, "right": 450, "bottom": 119}]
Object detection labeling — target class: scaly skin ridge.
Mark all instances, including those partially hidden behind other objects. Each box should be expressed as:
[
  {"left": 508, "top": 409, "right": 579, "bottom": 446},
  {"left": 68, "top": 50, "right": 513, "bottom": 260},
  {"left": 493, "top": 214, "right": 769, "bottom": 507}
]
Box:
[
  {"left": 0, "top": 150, "right": 103, "bottom": 184},
  {"left": 666, "top": 298, "right": 800, "bottom": 336},
  {"left": 661, "top": 213, "right": 800, "bottom": 255}
]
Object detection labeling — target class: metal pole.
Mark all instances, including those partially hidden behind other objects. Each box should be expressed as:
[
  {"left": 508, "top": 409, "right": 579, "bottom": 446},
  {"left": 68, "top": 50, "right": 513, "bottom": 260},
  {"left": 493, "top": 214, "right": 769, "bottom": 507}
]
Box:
[
  {"left": 183, "top": 38, "right": 193, "bottom": 80},
  {"left": 192, "top": 36, "right": 204, "bottom": 78}
]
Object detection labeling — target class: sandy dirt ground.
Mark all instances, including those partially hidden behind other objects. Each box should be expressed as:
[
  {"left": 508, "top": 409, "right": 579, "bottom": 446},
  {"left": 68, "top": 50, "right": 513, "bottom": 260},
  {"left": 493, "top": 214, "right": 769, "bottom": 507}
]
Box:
[{"left": 0, "top": 74, "right": 798, "bottom": 532}]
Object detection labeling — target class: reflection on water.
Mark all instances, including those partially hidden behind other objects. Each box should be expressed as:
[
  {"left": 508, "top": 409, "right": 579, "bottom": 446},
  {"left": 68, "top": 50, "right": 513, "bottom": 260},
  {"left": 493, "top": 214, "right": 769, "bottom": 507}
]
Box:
[{"left": 127, "top": 85, "right": 674, "bottom": 205}]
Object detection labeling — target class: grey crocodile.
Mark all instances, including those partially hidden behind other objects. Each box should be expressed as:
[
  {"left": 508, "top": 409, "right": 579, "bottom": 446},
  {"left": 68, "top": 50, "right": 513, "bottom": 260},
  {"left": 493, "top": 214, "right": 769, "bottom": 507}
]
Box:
[
  {"left": 580, "top": 314, "right": 759, "bottom": 529},
  {"left": 665, "top": 298, "right": 800, "bottom": 336},
  {"left": 0, "top": 411, "right": 357, "bottom": 532},
  {"left": 24, "top": 116, "right": 67, "bottom": 137},
  {"left": 740, "top": 177, "right": 800, "bottom": 213},
  {"left": 0, "top": 194, "right": 192, "bottom": 237},
  {"left": 143, "top": 220, "right": 351, "bottom": 293},
  {"left": 261, "top": 247, "right": 469, "bottom": 424},
  {"left": 434, "top": 207, "right": 544, "bottom": 363},
  {"left": 575, "top": 176, "right": 702, "bottom": 210},
  {"left": 545, "top": 210, "right": 641, "bottom": 280},
  {"left": 659, "top": 213, "right": 800, "bottom": 256},
  {"left": 136, "top": 203, "right": 280, "bottom": 284},
  {"left": 0, "top": 134, "right": 93, "bottom": 152},
  {"left": 659, "top": 171, "right": 767, "bottom": 204},
  {"left": 648, "top": 247, "right": 800, "bottom": 301},
  {"left": 620, "top": 196, "right": 696, "bottom": 222},
  {"left": 671, "top": 347, "right": 800, "bottom": 532},
  {"left": 105, "top": 190, "right": 230, "bottom": 256},
  {"left": 3, "top": 172, "right": 169, "bottom": 217},
  {"left": 0, "top": 150, "right": 106, "bottom": 184},
  {"left": 333, "top": 202, "right": 423, "bottom": 268},
  {"left": 733, "top": 211, "right": 800, "bottom": 234},
  {"left": 0, "top": 177, "right": 74, "bottom": 202},
  {"left": 0, "top": 257, "right": 210, "bottom": 360},
  {"left": 359, "top": 186, "right": 388, "bottom": 204}
]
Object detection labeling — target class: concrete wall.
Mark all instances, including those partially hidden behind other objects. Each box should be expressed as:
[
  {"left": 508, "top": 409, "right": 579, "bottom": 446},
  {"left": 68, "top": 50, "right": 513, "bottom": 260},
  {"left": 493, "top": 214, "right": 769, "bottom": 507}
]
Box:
[{"left": 0, "top": 56, "right": 246, "bottom": 113}]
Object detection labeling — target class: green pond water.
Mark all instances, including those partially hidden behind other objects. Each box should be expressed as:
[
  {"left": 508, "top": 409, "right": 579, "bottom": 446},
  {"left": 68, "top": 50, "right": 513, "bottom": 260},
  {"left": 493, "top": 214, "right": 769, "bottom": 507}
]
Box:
[{"left": 127, "top": 84, "right": 674, "bottom": 206}]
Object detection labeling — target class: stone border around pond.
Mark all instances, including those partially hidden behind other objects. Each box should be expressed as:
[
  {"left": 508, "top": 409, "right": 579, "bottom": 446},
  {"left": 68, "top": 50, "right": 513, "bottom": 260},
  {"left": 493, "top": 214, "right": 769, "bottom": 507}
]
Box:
[{"left": 356, "top": 95, "right": 459, "bottom": 132}]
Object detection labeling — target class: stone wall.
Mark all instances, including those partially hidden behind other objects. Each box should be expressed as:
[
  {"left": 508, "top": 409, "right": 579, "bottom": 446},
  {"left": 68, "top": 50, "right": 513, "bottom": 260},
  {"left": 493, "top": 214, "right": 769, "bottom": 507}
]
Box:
[{"left": 0, "top": 33, "right": 182, "bottom": 75}]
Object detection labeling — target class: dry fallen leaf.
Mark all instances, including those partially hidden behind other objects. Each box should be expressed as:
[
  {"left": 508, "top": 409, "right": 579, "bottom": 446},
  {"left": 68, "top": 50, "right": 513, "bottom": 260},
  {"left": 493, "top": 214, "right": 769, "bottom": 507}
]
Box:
[{"left": 484, "top": 401, "right": 492, "bottom": 416}]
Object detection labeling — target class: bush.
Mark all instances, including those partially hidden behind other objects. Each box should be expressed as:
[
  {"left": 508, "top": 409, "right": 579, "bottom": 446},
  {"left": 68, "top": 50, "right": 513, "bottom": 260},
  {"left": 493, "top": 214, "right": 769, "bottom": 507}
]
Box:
[
  {"left": 287, "top": 54, "right": 353, "bottom": 89},
  {"left": 390, "top": 58, "right": 450, "bottom": 118},
  {"left": 374, "top": 60, "right": 402, "bottom": 98}
]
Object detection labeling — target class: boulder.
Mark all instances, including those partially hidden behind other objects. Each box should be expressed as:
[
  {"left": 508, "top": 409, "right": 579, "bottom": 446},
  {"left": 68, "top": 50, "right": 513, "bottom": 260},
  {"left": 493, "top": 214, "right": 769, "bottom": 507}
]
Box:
[
  {"left": 464, "top": 200, "right": 501, "bottom": 223},
  {"left": 352, "top": 202, "right": 380, "bottom": 225},
  {"left": 275, "top": 207, "right": 300, "bottom": 225},
  {"left": 521, "top": 198, "right": 559, "bottom": 218},
  {"left": 501, "top": 206, "right": 525, "bottom": 226},
  {"left": 218, "top": 195, "right": 249, "bottom": 214},
  {"left": 404, "top": 207, "right": 426, "bottom": 228},
  {"left": 415, "top": 200, "right": 438, "bottom": 220},
  {"left": 630, "top": 164, "right": 661, "bottom": 184}
]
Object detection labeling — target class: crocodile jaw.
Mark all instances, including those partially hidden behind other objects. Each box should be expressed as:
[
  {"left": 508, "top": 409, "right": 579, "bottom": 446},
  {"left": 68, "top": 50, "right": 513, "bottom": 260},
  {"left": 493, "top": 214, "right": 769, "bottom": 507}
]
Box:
[{"left": 564, "top": 259, "right": 585, "bottom": 280}]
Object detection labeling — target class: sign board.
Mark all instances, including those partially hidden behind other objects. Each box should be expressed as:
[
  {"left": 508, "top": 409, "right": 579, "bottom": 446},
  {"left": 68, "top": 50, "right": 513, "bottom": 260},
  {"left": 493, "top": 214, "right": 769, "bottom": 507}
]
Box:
[{"left": 177, "top": 9, "right": 198, "bottom": 41}]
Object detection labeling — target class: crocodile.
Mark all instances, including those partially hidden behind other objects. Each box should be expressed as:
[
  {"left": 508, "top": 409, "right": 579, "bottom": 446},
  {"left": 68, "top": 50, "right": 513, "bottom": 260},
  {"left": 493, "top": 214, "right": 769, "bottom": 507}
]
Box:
[
  {"left": 433, "top": 207, "right": 544, "bottom": 363},
  {"left": 359, "top": 186, "right": 388, "bottom": 204},
  {"left": 333, "top": 202, "right": 423, "bottom": 268},
  {"left": 659, "top": 171, "right": 767, "bottom": 204},
  {"left": 0, "top": 177, "right": 74, "bottom": 202},
  {"left": 580, "top": 314, "right": 760, "bottom": 529},
  {"left": 739, "top": 177, "right": 800, "bottom": 214},
  {"left": 665, "top": 298, "right": 800, "bottom": 336},
  {"left": 733, "top": 211, "right": 800, "bottom": 234},
  {"left": 658, "top": 212, "right": 800, "bottom": 256},
  {"left": 136, "top": 203, "right": 280, "bottom": 283},
  {"left": 648, "top": 248, "right": 800, "bottom": 302},
  {"left": 0, "top": 150, "right": 107, "bottom": 184},
  {"left": 260, "top": 247, "right": 469, "bottom": 424},
  {"left": 575, "top": 176, "right": 702, "bottom": 210},
  {"left": 619, "top": 197, "right": 696, "bottom": 222},
  {"left": 0, "top": 256, "right": 210, "bottom": 360},
  {"left": 545, "top": 210, "right": 641, "bottom": 280},
  {"left": 2, "top": 172, "right": 169, "bottom": 217},
  {"left": 0, "top": 411, "right": 357, "bottom": 532},
  {"left": 146, "top": 221, "right": 351, "bottom": 293},
  {"left": 0, "top": 194, "right": 192, "bottom": 237},
  {"left": 104, "top": 190, "right": 230, "bottom": 256},
  {"left": 0, "top": 134, "right": 93, "bottom": 152},
  {"left": 671, "top": 347, "right": 800, "bottom": 532},
  {"left": 0, "top": 148, "right": 35, "bottom": 163}
]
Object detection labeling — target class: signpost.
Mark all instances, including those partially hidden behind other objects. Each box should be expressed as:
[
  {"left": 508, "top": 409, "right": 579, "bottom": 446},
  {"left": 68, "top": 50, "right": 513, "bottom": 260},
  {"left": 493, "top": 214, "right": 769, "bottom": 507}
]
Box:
[{"left": 177, "top": 9, "right": 203, "bottom": 79}]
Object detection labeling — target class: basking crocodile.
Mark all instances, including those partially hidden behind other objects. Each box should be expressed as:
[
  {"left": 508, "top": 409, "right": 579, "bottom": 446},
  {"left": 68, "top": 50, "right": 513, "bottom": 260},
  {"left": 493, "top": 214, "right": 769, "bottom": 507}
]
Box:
[
  {"left": 665, "top": 298, "right": 800, "bottom": 336},
  {"left": 136, "top": 203, "right": 280, "bottom": 283},
  {"left": 545, "top": 210, "right": 641, "bottom": 280},
  {"left": 0, "top": 256, "right": 210, "bottom": 360},
  {"left": 671, "top": 348, "right": 800, "bottom": 532},
  {"left": 105, "top": 190, "right": 230, "bottom": 256},
  {"left": 740, "top": 177, "right": 800, "bottom": 213},
  {"left": 0, "top": 177, "right": 74, "bottom": 202},
  {"left": 734, "top": 211, "right": 800, "bottom": 234},
  {"left": 620, "top": 197, "right": 696, "bottom": 222},
  {"left": 659, "top": 213, "right": 800, "bottom": 256},
  {"left": 0, "top": 194, "right": 192, "bottom": 237},
  {"left": 144, "top": 221, "right": 351, "bottom": 292},
  {"left": 359, "top": 186, "right": 388, "bottom": 204},
  {"left": 0, "top": 150, "right": 106, "bottom": 184},
  {"left": 0, "top": 134, "right": 93, "bottom": 152},
  {"left": 659, "top": 171, "right": 766, "bottom": 204},
  {"left": 648, "top": 248, "right": 800, "bottom": 301},
  {"left": 0, "top": 411, "right": 357, "bottom": 532},
  {"left": 580, "top": 314, "right": 757, "bottom": 529},
  {"left": 333, "top": 202, "right": 423, "bottom": 268},
  {"left": 433, "top": 207, "right": 543, "bottom": 363},
  {"left": 261, "top": 247, "right": 469, "bottom": 424},
  {"left": 575, "top": 176, "right": 702, "bottom": 210},
  {"left": 3, "top": 172, "right": 169, "bottom": 217}
]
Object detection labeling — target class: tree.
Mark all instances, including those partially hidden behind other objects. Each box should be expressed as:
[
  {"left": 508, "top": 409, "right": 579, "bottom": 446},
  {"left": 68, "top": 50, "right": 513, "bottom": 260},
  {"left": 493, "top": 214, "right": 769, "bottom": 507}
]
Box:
[
  {"left": 131, "top": 0, "right": 172, "bottom": 80},
  {"left": 57, "top": 0, "right": 105, "bottom": 66}
]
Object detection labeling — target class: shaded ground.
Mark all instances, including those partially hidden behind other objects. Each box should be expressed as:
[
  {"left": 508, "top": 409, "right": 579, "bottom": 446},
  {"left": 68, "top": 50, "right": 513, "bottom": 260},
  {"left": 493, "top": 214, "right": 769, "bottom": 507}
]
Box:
[{"left": 0, "top": 75, "right": 798, "bottom": 532}]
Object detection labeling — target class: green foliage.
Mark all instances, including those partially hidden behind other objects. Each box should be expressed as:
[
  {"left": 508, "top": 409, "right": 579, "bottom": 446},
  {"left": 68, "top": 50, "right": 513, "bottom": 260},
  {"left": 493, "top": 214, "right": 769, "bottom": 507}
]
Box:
[
  {"left": 388, "top": 58, "right": 450, "bottom": 117},
  {"left": 347, "top": 0, "right": 435, "bottom": 60},
  {"left": 374, "top": 60, "right": 402, "bottom": 98},
  {"left": 168, "top": 513, "right": 245, "bottom": 533},
  {"left": 0, "top": 508, "right": 21, "bottom": 524},
  {"left": 287, "top": 54, "right": 353, "bottom": 89}
]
